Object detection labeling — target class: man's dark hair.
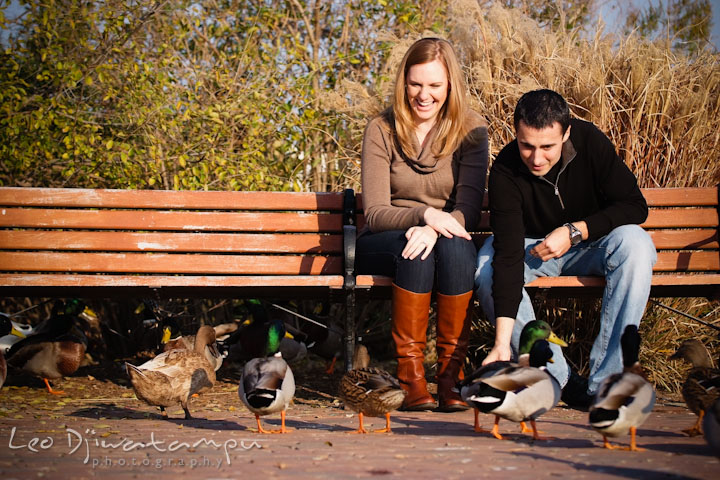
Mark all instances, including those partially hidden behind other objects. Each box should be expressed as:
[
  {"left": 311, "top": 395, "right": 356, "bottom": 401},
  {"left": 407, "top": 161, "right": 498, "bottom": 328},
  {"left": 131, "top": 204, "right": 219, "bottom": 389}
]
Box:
[{"left": 513, "top": 89, "right": 570, "bottom": 133}]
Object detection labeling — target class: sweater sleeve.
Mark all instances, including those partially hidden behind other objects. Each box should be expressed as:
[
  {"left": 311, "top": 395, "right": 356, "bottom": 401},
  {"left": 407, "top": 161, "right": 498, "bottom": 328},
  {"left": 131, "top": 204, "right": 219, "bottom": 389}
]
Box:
[
  {"left": 488, "top": 154, "right": 526, "bottom": 319},
  {"left": 360, "top": 118, "right": 427, "bottom": 232},
  {"left": 580, "top": 124, "right": 648, "bottom": 240},
  {"left": 449, "top": 112, "right": 489, "bottom": 231}
]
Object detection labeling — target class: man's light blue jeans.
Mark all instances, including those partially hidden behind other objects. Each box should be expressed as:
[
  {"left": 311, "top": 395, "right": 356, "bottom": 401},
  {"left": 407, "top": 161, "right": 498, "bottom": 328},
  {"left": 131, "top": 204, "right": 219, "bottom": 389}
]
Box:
[{"left": 474, "top": 224, "right": 657, "bottom": 394}]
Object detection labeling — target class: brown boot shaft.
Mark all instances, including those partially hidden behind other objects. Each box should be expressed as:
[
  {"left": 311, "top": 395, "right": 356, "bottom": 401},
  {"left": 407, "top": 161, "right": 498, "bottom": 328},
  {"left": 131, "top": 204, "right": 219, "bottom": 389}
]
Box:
[
  {"left": 435, "top": 291, "right": 473, "bottom": 412},
  {"left": 391, "top": 284, "right": 436, "bottom": 410}
]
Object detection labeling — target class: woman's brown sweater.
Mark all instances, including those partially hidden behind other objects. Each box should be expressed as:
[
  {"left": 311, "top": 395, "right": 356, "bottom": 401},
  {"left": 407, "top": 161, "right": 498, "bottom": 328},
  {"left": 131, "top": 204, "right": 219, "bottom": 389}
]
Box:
[{"left": 360, "top": 110, "right": 488, "bottom": 234}]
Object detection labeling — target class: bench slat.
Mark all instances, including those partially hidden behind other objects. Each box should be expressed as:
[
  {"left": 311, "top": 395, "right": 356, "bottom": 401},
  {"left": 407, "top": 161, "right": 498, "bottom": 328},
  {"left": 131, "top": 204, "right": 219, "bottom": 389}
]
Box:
[
  {"left": 642, "top": 187, "right": 718, "bottom": 207},
  {"left": 356, "top": 274, "right": 720, "bottom": 289},
  {"left": 0, "top": 274, "right": 346, "bottom": 288},
  {"left": 0, "top": 252, "right": 342, "bottom": 275},
  {"left": 0, "top": 209, "right": 343, "bottom": 232},
  {"left": 0, "top": 188, "right": 346, "bottom": 211},
  {"left": 0, "top": 231, "right": 342, "bottom": 253},
  {"left": 655, "top": 251, "right": 720, "bottom": 271},
  {"left": 642, "top": 208, "right": 719, "bottom": 228},
  {"left": 466, "top": 230, "right": 720, "bottom": 250},
  {"left": 526, "top": 274, "right": 720, "bottom": 288},
  {"left": 648, "top": 230, "right": 719, "bottom": 249}
]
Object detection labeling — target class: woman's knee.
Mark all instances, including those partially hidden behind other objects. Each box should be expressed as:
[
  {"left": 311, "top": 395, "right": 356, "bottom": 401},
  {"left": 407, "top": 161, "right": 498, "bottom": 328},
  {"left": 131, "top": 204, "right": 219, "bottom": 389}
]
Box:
[
  {"left": 395, "top": 253, "right": 436, "bottom": 293},
  {"left": 435, "top": 235, "right": 476, "bottom": 262},
  {"left": 435, "top": 237, "right": 476, "bottom": 294}
]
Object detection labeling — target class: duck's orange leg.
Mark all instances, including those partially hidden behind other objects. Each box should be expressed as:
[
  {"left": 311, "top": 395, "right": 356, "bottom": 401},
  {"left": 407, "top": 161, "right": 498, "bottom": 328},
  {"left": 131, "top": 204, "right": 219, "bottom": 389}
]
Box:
[
  {"left": 255, "top": 411, "right": 292, "bottom": 434},
  {"left": 349, "top": 412, "right": 369, "bottom": 434},
  {"left": 325, "top": 356, "right": 337, "bottom": 374},
  {"left": 602, "top": 435, "right": 618, "bottom": 449},
  {"left": 530, "top": 420, "right": 554, "bottom": 441},
  {"left": 473, "top": 409, "right": 492, "bottom": 434},
  {"left": 43, "top": 378, "right": 65, "bottom": 395},
  {"left": 372, "top": 413, "right": 393, "bottom": 433},
  {"left": 491, "top": 415, "right": 504, "bottom": 440},
  {"left": 278, "top": 410, "right": 293, "bottom": 433},
  {"left": 682, "top": 411, "right": 704, "bottom": 437},
  {"left": 628, "top": 426, "right": 646, "bottom": 451}
]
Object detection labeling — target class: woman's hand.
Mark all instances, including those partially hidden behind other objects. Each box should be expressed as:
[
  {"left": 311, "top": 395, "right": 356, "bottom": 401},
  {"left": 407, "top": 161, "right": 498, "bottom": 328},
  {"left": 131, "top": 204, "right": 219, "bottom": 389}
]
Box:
[
  {"left": 402, "top": 225, "right": 438, "bottom": 260},
  {"left": 423, "top": 207, "right": 471, "bottom": 240}
]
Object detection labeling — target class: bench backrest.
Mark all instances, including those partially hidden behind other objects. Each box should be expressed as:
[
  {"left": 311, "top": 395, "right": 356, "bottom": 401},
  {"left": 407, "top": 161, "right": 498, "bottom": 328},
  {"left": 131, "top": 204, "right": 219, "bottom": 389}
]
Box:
[
  {"left": 1, "top": 186, "right": 718, "bottom": 295},
  {"left": 0, "top": 188, "right": 353, "bottom": 293}
]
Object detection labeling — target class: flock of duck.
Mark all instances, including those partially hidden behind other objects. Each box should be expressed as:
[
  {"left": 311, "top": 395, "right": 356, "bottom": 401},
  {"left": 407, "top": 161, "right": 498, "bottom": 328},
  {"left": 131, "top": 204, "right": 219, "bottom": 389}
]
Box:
[{"left": 0, "top": 299, "right": 718, "bottom": 455}]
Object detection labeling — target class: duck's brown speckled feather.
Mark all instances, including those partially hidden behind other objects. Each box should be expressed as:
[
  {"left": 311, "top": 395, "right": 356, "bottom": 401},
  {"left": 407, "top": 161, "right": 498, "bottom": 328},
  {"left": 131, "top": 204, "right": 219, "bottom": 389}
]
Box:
[{"left": 339, "top": 367, "right": 406, "bottom": 418}]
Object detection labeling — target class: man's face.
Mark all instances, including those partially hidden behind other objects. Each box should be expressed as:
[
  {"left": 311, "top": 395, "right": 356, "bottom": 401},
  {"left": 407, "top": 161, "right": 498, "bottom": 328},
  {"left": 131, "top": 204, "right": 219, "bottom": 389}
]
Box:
[{"left": 516, "top": 121, "right": 571, "bottom": 177}]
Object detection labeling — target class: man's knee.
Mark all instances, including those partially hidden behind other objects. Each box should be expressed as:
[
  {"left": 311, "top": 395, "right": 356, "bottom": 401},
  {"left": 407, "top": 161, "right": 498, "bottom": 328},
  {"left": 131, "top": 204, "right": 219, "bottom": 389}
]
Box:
[
  {"left": 474, "top": 237, "right": 494, "bottom": 292},
  {"left": 606, "top": 224, "right": 657, "bottom": 267}
]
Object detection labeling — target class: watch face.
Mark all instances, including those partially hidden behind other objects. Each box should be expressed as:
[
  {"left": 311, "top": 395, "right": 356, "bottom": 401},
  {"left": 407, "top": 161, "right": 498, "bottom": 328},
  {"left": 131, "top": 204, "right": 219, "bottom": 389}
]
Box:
[{"left": 566, "top": 223, "right": 581, "bottom": 245}]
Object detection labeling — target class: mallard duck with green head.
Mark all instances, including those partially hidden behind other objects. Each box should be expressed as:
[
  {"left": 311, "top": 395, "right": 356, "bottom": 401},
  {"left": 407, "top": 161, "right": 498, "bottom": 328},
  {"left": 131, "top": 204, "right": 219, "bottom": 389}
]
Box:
[
  {"left": 5, "top": 301, "right": 88, "bottom": 395},
  {"left": 339, "top": 367, "right": 406, "bottom": 434},
  {"left": 126, "top": 325, "right": 217, "bottom": 419},
  {"left": 589, "top": 324, "right": 655, "bottom": 451},
  {"left": 458, "top": 320, "right": 567, "bottom": 440},
  {"left": 669, "top": 339, "right": 720, "bottom": 436},
  {"left": 238, "top": 318, "right": 295, "bottom": 434}
]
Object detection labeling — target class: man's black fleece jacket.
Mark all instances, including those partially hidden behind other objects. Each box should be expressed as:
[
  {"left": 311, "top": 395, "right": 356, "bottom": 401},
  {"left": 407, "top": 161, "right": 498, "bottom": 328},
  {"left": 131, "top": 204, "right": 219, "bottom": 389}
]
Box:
[{"left": 488, "top": 118, "right": 648, "bottom": 319}]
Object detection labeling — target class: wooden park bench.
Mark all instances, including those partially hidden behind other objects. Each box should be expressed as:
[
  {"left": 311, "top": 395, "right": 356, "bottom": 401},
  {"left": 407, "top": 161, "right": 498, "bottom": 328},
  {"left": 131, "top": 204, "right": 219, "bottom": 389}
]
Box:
[{"left": 1, "top": 186, "right": 719, "bottom": 369}]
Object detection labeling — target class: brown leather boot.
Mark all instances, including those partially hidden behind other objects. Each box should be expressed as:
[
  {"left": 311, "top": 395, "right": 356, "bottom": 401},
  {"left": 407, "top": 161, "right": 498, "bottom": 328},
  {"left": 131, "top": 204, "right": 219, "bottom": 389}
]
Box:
[
  {"left": 392, "top": 284, "right": 436, "bottom": 411},
  {"left": 435, "top": 291, "right": 473, "bottom": 412}
]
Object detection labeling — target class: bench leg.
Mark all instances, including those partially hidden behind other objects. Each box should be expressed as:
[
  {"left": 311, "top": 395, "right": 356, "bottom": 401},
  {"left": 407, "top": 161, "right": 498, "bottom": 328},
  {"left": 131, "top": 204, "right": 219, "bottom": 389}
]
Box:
[{"left": 343, "top": 289, "right": 356, "bottom": 372}]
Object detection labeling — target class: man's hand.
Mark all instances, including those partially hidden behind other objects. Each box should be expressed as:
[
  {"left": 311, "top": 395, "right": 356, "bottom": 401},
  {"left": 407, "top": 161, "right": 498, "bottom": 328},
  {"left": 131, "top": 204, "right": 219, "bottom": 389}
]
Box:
[
  {"left": 530, "top": 221, "right": 587, "bottom": 261},
  {"left": 481, "top": 343, "right": 512, "bottom": 365},
  {"left": 530, "top": 226, "right": 572, "bottom": 261},
  {"left": 482, "top": 316, "right": 515, "bottom": 365}
]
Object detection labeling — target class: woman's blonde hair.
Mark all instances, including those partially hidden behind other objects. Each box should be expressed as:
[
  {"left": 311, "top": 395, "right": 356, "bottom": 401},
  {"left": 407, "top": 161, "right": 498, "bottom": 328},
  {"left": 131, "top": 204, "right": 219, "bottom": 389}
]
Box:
[{"left": 391, "top": 37, "right": 469, "bottom": 158}]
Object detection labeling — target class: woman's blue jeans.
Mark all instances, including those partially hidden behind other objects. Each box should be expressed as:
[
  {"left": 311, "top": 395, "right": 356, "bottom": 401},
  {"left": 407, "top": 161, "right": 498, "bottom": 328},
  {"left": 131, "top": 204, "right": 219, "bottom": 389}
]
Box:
[
  {"left": 474, "top": 224, "right": 657, "bottom": 394},
  {"left": 357, "top": 230, "right": 477, "bottom": 295}
]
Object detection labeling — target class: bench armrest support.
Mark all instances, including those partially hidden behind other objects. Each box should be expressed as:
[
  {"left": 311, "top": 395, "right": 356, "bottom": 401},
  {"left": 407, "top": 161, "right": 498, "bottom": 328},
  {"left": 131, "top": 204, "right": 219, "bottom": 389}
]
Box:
[{"left": 342, "top": 188, "right": 357, "bottom": 371}]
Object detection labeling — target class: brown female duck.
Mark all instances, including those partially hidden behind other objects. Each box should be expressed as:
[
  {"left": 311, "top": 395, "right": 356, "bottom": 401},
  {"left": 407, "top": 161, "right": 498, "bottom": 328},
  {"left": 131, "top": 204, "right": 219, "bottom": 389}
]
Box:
[
  {"left": 127, "top": 325, "right": 216, "bottom": 419},
  {"left": 5, "top": 307, "right": 87, "bottom": 395},
  {"left": 339, "top": 367, "right": 407, "bottom": 434},
  {"left": 670, "top": 339, "right": 720, "bottom": 436}
]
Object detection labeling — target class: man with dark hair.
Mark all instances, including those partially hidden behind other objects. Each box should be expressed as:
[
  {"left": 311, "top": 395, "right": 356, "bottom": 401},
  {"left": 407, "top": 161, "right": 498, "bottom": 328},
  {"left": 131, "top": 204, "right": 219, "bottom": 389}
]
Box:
[{"left": 474, "top": 89, "right": 656, "bottom": 409}]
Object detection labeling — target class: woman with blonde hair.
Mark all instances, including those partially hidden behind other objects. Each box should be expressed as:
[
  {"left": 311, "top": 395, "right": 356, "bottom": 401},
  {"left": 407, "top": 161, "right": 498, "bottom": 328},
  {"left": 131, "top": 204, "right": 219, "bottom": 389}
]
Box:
[{"left": 357, "top": 37, "right": 488, "bottom": 411}]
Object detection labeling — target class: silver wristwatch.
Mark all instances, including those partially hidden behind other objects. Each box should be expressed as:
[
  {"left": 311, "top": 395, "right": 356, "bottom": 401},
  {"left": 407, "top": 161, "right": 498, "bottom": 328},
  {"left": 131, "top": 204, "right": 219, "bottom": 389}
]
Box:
[{"left": 564, "top": 222, "right": 582, "bottom": 245}]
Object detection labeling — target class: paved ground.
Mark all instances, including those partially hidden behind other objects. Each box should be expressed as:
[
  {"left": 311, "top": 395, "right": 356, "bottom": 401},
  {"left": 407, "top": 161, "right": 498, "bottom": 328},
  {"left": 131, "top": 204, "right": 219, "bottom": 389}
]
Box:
[{"left": 0, "top": 369, "right": 718, "bottom": 480}]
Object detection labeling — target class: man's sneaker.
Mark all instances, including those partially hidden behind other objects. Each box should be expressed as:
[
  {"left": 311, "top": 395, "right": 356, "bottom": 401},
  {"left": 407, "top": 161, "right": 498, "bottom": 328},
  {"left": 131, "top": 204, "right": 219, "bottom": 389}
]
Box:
[{"left": 561, "top": 369, "right": 594, "bottom": 411}]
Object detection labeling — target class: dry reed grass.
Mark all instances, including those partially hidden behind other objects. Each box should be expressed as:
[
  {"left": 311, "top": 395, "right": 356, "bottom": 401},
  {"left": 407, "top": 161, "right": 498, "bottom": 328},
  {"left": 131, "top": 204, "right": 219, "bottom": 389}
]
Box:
[
  {"left": 327, "top": 1, "right": 720, "bottom": 187},
  {"left": 326, "top": 2, "right": 720, "bottom": 392}
]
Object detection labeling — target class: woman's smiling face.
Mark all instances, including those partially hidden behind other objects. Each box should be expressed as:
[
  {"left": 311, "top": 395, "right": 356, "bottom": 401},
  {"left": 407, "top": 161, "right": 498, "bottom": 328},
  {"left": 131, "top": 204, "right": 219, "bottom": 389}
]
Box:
[{"left": 405, "top": 59, "right": 448, "bottom": 126}]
